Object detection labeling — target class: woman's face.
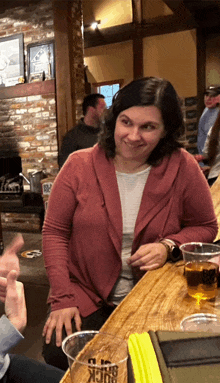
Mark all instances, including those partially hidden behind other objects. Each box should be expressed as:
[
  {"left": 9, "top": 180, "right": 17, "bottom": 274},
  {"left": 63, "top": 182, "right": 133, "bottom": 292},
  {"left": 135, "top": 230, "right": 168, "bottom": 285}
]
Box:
[{"left": 114, "top": 105, "right": 165, "bottom": 164}]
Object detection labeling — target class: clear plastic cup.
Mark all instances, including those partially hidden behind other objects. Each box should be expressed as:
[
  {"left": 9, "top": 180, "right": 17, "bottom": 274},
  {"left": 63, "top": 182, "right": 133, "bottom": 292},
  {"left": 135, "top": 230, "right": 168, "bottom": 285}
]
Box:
[
  {"left": 180, "top": 242, "right": 220, "bottom": 301},
  {"left": 62, "top": 330, "right": 128, "bottom": 383},
  {"left": 180, "top": 313, "right": 220, "bottom": 332}
]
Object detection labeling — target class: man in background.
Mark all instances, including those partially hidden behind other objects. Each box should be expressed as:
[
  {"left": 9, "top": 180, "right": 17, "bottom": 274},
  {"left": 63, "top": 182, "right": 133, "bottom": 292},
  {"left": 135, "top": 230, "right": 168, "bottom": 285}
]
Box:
[
  {"left": 58, "top": 93, "right": 106, "bottom": 168},
  {"left": 197, "top": 85, "right": 220, "bottom": 155}
]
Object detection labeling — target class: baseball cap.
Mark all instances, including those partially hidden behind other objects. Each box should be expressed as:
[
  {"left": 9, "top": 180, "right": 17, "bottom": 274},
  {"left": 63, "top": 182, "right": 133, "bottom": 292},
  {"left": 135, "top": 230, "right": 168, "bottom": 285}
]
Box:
[{"left": 204, "top": 85, "right": 220, "bottom": 97}]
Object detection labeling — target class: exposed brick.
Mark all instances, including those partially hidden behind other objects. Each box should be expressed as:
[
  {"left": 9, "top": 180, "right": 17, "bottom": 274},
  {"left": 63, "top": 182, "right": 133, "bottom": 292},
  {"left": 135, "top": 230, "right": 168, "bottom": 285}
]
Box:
[
  {"left": 0, "top": 0, "right": 84, "bottom": 231},
  {"left": 28, "top": 107, "right": 42, "bottom": 113}
]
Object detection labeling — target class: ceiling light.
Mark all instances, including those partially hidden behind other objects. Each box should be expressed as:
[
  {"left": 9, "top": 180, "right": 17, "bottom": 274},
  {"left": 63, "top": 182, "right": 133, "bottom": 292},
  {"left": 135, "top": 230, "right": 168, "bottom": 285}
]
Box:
[
  {"left": 84, "top": 20, "right": 101, "bottom": 31},
  {"left": 91, "top": 21, "right": 99, "bottom": 30}
]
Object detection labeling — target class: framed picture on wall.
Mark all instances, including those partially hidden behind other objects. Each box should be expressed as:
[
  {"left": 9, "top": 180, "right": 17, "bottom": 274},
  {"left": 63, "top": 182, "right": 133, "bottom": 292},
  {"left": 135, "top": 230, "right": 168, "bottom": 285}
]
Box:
[
  {"left": 0, "top": 33, "right": 24, "bottom": 87},
  {"left": 27, "top": 40, "right": 55, "bottom": 82}
]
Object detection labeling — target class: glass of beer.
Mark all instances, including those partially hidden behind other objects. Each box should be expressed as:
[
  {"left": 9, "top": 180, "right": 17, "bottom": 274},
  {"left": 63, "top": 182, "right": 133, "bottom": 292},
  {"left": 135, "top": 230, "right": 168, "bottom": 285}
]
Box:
[{"left": 180, "top": 242, "right": 220, "bottom": 301}]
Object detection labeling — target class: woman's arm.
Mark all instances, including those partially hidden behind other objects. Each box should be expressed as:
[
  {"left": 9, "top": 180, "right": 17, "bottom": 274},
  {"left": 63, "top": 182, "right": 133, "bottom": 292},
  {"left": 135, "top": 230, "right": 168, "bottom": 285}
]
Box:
[
  {"left": 167, "top": 157, "right": 218, "bottom": 245},
  {"left": 128, "top": 153, "right": 218, "bottom": 271},
  {"left": 42, "top": 157, "right": 82, "bottom": 312},
  {"left": 42, "top": 158, "right": 84, "bottom": 344}
]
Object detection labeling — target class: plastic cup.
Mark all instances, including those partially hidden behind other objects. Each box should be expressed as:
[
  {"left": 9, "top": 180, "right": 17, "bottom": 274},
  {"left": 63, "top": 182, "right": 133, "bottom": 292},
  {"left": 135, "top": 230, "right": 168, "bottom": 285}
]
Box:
[
  {"left": 180, "top": 313, "right": 220, "bottom": 332},
  {"left": 62, "top": 330, "right": 128, "bottom": 383},
  {"left": 180, "top": 242, "right": 220, "bottom": 301}
]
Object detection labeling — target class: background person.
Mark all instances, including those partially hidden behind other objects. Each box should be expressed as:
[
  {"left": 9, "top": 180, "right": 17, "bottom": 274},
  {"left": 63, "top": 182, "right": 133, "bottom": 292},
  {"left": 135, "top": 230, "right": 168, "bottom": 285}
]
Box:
[
  {"left": 58, "top": 93, "right": 106, "bottom": 168},
  {"left": 0, "top": 234, "right": 65, "bottom": 382},
  {"left": 197, "top": 85, "right": 220, "bottom": 155},
  {"left": 42, "top": 76, "right": 218, "bottom": 370},
  {"left": 197, "top": 110, "right": 220, "bottom": 187}
]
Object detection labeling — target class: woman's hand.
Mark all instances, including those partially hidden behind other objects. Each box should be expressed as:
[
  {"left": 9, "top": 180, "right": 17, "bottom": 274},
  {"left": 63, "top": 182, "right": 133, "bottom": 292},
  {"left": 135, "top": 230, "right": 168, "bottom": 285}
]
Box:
[
  {"left": 42, "top": 307, "right": 82, "bottom": 347},
  {"left": 127, "top": 243, "right": 168, "bottom": 271}
]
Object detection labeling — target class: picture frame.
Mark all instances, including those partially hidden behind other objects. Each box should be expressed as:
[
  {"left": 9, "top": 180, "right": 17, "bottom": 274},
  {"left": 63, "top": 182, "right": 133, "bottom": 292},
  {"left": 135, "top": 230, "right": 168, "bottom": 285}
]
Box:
[
  {"left": 27, "top": 40, "right": 55, "bottom": 82},
  {"left": 0, "top": 33, "right": 24, "bottom": 87}
]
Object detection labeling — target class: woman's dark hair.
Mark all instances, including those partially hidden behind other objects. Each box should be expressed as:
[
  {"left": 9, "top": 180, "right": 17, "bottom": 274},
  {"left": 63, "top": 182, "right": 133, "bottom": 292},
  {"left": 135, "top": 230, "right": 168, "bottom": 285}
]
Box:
[
  {"left": 207, "top": 110, "right": 220, "bottom": 166},
  {"left": 98, "top": 76, "right": 185, "bottom": 166}
]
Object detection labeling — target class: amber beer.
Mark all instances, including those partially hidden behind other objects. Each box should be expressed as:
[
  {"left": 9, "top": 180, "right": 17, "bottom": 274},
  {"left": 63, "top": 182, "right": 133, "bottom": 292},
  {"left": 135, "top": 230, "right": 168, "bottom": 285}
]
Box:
[{"left": 185, "top": 261, "right": 219, "bottom": 300}]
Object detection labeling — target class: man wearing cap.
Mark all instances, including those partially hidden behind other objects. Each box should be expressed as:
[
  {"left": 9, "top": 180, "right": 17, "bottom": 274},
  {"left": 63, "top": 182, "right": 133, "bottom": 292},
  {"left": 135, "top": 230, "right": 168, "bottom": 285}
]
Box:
[{"left": 197, "top": 85, "right": 220, "bottom": 154}]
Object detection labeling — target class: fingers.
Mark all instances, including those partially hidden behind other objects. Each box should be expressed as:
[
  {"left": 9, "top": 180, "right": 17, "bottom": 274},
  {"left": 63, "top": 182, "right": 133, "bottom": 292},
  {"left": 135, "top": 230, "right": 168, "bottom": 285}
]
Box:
[
  {"left": 127, "top": 244, "right": 167, "bottom": 270},
  {"left": 139, "top": 262, "right": 163, "bottom": 271},
  {"left": 74, "top": 312, "right": 82, "bottom": 332},
  {"left": 43, "top": 308, "right": 81, "bottom": 347},
  {"left": 0, "top": 235, "right": 23, "bottom": 278},
  {"left": 4, "top": 234, "right": 24, "bottom": 255},
  {"left": 0, "top": 272, "right": 18, "bottom": 300},
  {"left": 55, "top": 318, "right": 66, "bottom": 347},
  {"left": 7, "top": 270, "right": 18, "bottom": 287},
  {"left": 4, "top": 271, "right": 26, "bottom": 332},
  {"left": 43, "top": 317, "right": 54, "bottom": 345},
  {"left": 0, "top": 276, "right": 8, "bottom": 301},
  {"left": 127, "top": 247, "right": 147, "bottom": 266}
]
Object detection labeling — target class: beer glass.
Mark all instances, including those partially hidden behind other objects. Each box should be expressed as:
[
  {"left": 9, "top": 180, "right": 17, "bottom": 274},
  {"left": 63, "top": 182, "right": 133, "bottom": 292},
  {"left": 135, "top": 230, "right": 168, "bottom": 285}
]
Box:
[
  {"left": 62, "top": 330, "right": 128, "bottom": 383},
  {"left": 180, "top": 242, "right": 220, "bottom": 301}
]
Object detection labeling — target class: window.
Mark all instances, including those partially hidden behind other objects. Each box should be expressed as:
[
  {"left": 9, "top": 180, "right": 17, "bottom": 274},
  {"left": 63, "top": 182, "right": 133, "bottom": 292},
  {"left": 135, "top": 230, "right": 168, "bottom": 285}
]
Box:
[{"left": 93, "top": 80, "right": 123, "bottom": 108}]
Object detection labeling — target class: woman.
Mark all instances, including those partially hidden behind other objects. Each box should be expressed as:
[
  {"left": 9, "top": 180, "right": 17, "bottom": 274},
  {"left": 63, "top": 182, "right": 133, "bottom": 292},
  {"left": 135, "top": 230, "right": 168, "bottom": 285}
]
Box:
[
  {"left": 200, "top": 110, "right": 220, "bottom": 186},
  {"left": 42, "top": 77, "right": 218, "bottom": 370}
]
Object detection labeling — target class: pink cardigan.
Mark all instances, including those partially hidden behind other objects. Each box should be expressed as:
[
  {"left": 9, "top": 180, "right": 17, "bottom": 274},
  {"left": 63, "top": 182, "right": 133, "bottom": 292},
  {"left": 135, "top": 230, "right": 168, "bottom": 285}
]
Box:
[{"left": 42, "top": 145, "right": 218, "bottom": 316}]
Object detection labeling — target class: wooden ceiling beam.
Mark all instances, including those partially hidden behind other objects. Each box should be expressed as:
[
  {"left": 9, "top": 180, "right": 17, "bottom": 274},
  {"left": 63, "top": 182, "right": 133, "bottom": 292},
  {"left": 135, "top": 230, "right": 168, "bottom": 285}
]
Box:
[
  {"left": 162, "top": 0, "right": 198, "bottom": 28},
  {"left": 132, "top": 0, "right": 143, "bottom": 24},
  {"left": 131, "top": 0, "right": 143, "bottom": 79},
  {"left": 84, "top": 14, "right": 195, "bottom": 49}
]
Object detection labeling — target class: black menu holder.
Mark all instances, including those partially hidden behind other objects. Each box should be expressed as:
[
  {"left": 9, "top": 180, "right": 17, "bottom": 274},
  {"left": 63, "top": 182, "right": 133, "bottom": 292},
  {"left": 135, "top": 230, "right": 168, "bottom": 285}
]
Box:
[{"left": 128, "top": 330, "right": 220, "bottom": 383}]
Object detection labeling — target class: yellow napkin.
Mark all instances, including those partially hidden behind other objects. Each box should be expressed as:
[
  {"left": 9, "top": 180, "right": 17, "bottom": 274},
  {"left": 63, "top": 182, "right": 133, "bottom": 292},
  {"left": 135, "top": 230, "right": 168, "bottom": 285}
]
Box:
[{"left": 128, "top": 333, "right": 163, "bottom": 383}]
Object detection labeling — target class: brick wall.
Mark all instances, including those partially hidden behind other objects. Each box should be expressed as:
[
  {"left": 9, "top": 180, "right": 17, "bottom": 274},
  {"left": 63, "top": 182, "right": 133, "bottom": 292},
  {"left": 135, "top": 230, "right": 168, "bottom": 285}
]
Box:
[
  {"left": 0, "top": 0, "right": 57, "bottom": 175},
  {"left": 0, "top": 0, "right": 85, "bottom": 232},
  {"left": 1, "top": 94, "right": 57, "bottom": 176}
]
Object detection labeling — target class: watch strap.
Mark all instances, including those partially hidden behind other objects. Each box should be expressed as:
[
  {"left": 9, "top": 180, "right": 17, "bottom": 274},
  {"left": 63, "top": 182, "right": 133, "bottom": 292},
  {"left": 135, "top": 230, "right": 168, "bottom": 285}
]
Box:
[{"left": 159, "top": 239, "right": 181, "bottom": 262}]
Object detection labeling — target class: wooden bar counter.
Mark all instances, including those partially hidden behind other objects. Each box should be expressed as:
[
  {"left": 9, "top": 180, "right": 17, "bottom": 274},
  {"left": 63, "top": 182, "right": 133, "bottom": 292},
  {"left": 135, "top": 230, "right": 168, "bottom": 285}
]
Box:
[{"left": 60, "top": 261, "right": 220, "bottom": 383}]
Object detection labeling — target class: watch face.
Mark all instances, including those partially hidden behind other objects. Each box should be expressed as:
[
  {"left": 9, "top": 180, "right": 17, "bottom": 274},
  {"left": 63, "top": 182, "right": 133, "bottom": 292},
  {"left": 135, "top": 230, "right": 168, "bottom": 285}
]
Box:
[{"left": 171, "top": 246, "right": 181, "bottom": 261}]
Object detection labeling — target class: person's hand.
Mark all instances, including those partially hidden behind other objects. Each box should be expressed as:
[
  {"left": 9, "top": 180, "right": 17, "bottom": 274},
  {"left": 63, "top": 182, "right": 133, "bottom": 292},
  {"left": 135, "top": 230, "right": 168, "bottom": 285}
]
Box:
[
  {"left": 194, "top": 154, "right": 205, "bottom": 163},
  {"left": 127, "top": 243, "right": 168, "bottom": 271},
  {"left": 0, "top": 270, "right": 27, "bottom": 333},
  {"left": 0, "top": 234, "right": 24, "bottom": 278},
  {"left": 200, "top": 165, "right": 210, "bottom": 176},
  {"left": 42, "top": 307, "right": 82, "bottom": 347}
]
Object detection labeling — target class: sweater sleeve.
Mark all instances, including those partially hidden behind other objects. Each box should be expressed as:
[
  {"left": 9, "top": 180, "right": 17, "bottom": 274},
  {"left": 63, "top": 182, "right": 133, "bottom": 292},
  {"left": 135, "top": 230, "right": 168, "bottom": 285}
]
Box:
[
  {"left": 167, "top": 153, "right": 218, "bottom": 246},
  {"left": 42, "top": 154, "right": 85, "bottom": 311},
  {"left": 0, "top": 315, "right": 24, "bottom": 379}
]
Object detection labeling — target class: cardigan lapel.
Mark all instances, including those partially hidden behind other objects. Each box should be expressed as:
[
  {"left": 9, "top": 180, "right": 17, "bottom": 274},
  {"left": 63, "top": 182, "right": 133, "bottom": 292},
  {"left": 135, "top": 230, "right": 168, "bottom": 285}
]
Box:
[
  {"left": 92, "top": 145, "right": 122, "bottom": 256},
  {"left": 134, "top": 150, "right": 182, "bottom": 237},
  {"left": 91, "top": 146, "right": 183, "bottom": 254}
]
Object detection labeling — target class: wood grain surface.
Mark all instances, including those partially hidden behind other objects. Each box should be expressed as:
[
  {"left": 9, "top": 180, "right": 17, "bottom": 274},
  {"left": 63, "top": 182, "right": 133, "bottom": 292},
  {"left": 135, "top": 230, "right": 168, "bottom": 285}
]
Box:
[{"left": 60, "top": 261, "right": 220, "bottom": 383}]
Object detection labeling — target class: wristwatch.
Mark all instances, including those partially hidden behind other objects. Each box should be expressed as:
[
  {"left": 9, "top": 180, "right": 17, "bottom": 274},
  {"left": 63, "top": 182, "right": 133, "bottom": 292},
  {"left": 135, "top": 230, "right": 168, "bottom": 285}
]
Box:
[{"left": 159, "top": 239, "right": 181, "bottom": 262}]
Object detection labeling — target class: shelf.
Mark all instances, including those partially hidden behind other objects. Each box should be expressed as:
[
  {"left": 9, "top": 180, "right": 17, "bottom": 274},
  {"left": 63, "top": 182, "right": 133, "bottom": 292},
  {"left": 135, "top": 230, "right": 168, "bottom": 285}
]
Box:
[{"left": 0, "top": 79, "right": 55, "bottom": 100}]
